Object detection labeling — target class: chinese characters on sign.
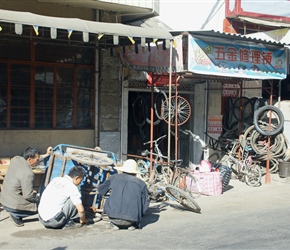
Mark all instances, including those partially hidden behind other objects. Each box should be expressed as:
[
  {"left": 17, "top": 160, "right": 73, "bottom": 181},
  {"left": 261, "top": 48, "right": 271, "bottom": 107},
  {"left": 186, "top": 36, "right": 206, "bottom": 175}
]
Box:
[
  {"left": 188, "top": 35, "right": 287, "bottom": 79},
  {"left": 222, "top": 83, "right": 239, "bottom": 97}
]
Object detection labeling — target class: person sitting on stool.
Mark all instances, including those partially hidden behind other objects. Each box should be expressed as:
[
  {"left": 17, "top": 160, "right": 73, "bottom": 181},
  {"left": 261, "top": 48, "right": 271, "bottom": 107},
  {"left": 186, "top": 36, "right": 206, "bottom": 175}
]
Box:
[{"left": 98, "top": 159, "right": 150, "bottom": 231}]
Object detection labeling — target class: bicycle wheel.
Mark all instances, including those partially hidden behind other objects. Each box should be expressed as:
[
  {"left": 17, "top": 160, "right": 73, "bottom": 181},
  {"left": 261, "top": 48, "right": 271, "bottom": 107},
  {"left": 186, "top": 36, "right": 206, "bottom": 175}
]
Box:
[
  {"left": 136, "top": 159, "right": 150, "bottom": 182},
  {"left": 143, "top": 94, "right": 161, "bottom": 126},
  {"left": 173, "top": 172, "right": 200, "bottom": 199},
  {"left": 233, "top": 97, "right": 253, "bottom": 122},
  {"left": 132, "top": 95, "right": 146, "bottom": 127},
  {"left": 154, "top": 90, "right": 167, "bottom": 120},
  {"left": 161, "top": 96, "right": 191, "bottom": 126},
  {"left": 165, "top": 185, "right": 201, "bottom": 213},
  {"left": 67, "top": 149, "right": 114, "bottom": 166},
  {"left": 244, "top": 163, "right": 262, "bottom": 187},
  {"left": 207, "top": 152, "right": 222, "bottom": 163},
  {"left": 253, "top": 105, "right": 284, "bottom": 136}
]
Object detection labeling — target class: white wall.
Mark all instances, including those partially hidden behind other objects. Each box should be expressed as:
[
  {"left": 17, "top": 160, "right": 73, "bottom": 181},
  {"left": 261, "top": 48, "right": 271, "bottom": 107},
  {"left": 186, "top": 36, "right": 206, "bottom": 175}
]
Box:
[{"left": 158, "top": 0, "right": 225, "bottom": 31}]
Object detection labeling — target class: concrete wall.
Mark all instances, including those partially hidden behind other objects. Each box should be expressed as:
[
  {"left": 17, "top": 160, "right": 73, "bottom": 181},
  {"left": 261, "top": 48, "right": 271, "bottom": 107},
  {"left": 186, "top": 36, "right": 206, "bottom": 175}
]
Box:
[{"left": 0, "top": 130, "right": 94, "bottom": 157}]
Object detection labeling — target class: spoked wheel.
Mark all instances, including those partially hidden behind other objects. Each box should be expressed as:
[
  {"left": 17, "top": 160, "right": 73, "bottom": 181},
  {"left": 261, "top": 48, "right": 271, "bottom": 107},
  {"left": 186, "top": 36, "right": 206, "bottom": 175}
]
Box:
[
  {"left": 173, "top": 172, "right": 200, "bottom": 199},
  {"left": 165, "top": 185, "right": 201, "bottom": 213},
  {"left": 161, "top": 96, "right": 191, "bottom": 126},
  {"left": 67, "top": 149, "right": 114, "bottom": 166},
  {"left": 136, "top": 159, "right": 150, "bottom": 182},
  {"left": 244, "top": 163, "right": 262, "bottom": 187}
]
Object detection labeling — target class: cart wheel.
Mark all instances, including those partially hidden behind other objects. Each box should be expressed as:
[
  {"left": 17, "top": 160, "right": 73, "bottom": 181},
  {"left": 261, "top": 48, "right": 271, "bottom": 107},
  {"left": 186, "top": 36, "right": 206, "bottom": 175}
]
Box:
[{"left": 67, "top": 150, "right": 114, "bottom": 166}]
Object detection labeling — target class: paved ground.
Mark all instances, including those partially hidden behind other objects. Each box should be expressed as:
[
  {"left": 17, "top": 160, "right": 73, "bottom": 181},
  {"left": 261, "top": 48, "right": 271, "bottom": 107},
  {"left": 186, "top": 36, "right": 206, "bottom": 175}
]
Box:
[{"left": 1, "top": 173, "right": 290, "bottom": 250}]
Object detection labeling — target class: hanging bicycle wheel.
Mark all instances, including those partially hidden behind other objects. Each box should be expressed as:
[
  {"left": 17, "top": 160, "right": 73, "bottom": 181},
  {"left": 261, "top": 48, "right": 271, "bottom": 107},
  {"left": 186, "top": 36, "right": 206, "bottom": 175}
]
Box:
[
  {"left": 253, "top": 105, "right": 284, "bottom": 136},
  {"left": 233, "top": 97, "right": 253, "bottom": 122},
  {"left": 165, "top": 185, "right": 201, "bottom": 213},
  {"left": 132, "top": 95, "right": 146, "bottom": 127},
  {"left": 161, "top": 96, "right": 191, "bottom": 126}
]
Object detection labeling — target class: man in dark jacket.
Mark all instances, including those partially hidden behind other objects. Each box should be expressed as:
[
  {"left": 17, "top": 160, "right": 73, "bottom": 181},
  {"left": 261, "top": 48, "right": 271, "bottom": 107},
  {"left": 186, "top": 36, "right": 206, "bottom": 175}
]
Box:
[
  {"left": 0, "top": 146, "right": 52, "bottom": 227},
  {"left": 98, "top": 159, "right": 150, "bottom": 230}
]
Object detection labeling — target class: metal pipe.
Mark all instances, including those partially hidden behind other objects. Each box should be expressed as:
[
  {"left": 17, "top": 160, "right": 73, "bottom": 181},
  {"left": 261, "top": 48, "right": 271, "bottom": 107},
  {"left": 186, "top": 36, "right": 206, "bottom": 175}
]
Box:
[{"left": 167, "top": 41, "right": 173, "bottom": 172}]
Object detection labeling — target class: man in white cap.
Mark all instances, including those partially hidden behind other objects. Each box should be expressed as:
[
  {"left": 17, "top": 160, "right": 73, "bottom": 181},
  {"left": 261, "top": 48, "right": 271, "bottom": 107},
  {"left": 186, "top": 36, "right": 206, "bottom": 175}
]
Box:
[{"left": 98, "top": 159, "right": 150, "bottom": 230}]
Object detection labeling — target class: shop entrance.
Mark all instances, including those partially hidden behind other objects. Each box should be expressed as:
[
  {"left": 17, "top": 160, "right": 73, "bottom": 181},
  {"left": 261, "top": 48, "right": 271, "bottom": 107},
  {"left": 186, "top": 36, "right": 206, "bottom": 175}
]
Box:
[{"left": 126, "top": 90, "right": 192, "bottom": 166}]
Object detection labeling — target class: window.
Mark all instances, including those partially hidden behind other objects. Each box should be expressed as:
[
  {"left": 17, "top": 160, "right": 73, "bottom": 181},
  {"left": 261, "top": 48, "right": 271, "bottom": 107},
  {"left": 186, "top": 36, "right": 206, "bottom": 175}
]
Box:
[{"left": 0, "top": 41, "right": 95, "bottom": 129}]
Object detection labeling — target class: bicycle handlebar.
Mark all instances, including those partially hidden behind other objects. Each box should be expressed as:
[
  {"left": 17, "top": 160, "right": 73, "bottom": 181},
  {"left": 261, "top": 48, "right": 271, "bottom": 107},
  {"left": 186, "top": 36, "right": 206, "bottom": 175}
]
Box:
[
  {"left": 181, "top": 129, "right": 206, "bottom": 148},
  {"left": 143, "top": 134, "right": 167, "bottom": 146}
]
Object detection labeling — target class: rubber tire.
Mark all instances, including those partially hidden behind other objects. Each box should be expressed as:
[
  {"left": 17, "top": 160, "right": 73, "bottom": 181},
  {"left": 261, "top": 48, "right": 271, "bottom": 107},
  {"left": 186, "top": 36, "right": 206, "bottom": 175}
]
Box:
[
  {"left": 136, "top": 159, "right": 150, "bottom": 182},
  {"left": 165, "top": 185, "right": 201, "bottom": 213},
  {"left": 253, "top": 105, "right": 284, "bottom": 136},
  {"left": 245, "top": 163, "right": 262, "bottom": 187},
  {"left": 173, "top": 172, "right": 200, "bottom": 199}
]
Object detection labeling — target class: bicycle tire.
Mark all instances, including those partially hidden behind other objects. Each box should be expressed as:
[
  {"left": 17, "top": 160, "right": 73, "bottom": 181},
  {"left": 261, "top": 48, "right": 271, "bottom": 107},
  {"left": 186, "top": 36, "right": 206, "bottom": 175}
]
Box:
[
  {"left": 154, "top": 90, "right": 167, "bottom": 120},
  {"left": 207, "top": 152, "right": 222, "bottom": 163},
  {"left": 165, "top": 185, "right": 201, "bottom": 213},
  {"left": 143, "top": 94, "right": 161, "bottom": 126},
  {"left": 161, "top": 96, "right": 191, "bottom": 126},
  {"left": 233, "top": 97, "right": 253, "bottom": 122},
  {"left": 173, "top": 172, "right": 200, "bottom": 199},
  {"left": 136, "top": 159, "right": 150, "bottom": 182},
  {"left": 244, "top": 163, "right": 262, "bottom": 187},
  {"left": 253, "top": 105, "right": 284, "bottom": 136},
  {"left": 132, "top": 95, "right": 146, "bottom": 127},
  {"left": 67, "top": 150, "right": 114, "bottom": 166}
]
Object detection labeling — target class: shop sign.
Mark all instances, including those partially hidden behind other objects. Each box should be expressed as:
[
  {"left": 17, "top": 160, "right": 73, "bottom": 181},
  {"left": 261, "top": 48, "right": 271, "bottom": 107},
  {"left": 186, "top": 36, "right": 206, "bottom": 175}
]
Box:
[
  {"left": 188, "top": 35, "right": 287, "bottom": 80},
  {"left": 208, "top": 116, "right": 222, "bottom": 134},
  {"left": 222, "top": 83, "right": 239, "bottom": 97}
]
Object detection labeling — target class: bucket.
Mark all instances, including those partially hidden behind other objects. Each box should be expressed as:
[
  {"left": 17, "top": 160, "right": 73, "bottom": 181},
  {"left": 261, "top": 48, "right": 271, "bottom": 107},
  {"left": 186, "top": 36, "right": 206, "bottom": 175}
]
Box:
[{"left": 278, "top": 161, "right": 290, "bottom": 178}]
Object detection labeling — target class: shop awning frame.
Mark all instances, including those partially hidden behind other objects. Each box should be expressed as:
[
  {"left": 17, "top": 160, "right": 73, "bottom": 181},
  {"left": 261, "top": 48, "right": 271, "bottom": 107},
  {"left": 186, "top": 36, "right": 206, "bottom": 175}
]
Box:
[{"left": 0, "top": 9, "right": 173, "bottom": 48}]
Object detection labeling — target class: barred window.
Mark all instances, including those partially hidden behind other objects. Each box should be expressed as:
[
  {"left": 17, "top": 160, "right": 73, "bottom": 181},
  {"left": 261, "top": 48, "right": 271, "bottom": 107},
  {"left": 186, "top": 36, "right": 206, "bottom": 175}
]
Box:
[{"left": 0, "top": 41, "right": 95, "bottom": 129}]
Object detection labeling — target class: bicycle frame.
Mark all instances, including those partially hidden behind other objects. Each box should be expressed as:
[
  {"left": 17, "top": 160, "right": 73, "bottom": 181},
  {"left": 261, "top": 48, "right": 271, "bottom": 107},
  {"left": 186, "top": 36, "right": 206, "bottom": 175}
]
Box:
[{"left": 220, "top": 140, "right": 262, "bottom": 187}]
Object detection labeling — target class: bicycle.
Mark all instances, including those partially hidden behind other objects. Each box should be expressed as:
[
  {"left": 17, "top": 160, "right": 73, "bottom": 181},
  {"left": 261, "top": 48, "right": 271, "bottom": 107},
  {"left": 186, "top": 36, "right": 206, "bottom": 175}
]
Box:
[
  {"left": 137, "top": 134, "right": 201, "bottom": 199},
  {"left": 136, "top": 134, "right": 201, "bottom": 213},
  {"left": 217, "top": 139, "right": 262, "bottom": 187}
]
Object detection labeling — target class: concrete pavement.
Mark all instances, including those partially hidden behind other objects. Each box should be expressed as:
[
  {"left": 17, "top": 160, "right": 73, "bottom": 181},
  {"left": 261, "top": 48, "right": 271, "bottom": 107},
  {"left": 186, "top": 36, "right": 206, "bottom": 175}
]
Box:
[{"left": 1, "top": 173, "right": 290, "bottom": 249}]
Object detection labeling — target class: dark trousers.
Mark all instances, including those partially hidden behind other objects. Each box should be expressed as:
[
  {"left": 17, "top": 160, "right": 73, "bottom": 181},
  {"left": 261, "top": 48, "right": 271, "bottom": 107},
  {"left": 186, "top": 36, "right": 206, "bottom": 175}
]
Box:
[
  {"left": 110, "top": 217, "right": 138, "bottom": 229},
  {"left": 3, "top": 205, "right": 37, "bottom": 220}
]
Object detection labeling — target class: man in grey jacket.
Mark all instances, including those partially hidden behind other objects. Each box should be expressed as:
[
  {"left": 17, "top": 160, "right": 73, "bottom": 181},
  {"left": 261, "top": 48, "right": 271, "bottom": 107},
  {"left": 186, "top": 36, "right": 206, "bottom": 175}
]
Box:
[{"left": 0, "top": 146, "right": 52, "bottom": 227}]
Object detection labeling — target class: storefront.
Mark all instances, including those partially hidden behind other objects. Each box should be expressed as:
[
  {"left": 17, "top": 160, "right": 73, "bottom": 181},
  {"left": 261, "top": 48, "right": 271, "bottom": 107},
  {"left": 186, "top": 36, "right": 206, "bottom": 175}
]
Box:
[{"left": 119, "top": 30, "right": 288, "bottom": 166}]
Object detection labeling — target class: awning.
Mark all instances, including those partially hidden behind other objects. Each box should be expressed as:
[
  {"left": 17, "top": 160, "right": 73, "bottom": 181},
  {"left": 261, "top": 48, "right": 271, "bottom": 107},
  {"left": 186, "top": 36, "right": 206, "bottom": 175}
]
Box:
[
  {"left": 239, "top": 17, "right": 290, "bottom": 28},
  {"left": 0, "top": 9, "right": 172, "bottom": 48}
]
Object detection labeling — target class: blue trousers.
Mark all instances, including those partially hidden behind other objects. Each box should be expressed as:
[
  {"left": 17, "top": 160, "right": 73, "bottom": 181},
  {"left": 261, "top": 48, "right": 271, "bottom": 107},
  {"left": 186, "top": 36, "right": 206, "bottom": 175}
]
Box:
[{"left": 3, "top": 205, "right": 37, "bottom": 220}]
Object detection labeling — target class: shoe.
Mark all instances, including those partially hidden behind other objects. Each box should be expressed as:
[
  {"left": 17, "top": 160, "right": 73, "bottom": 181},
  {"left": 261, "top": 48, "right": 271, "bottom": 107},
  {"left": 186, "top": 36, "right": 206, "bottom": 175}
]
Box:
[
  {"left": 128, "top": 226, "right": 137, "bottom": 231},
  {"left": 10, "top": 214, "right": 24, "bottom": 227},
  {"left": 62, "top": 220, "right": 83, "bottom": 230},
  {"left": 106, "top": 222, "right": 119, "bottom": 230}
]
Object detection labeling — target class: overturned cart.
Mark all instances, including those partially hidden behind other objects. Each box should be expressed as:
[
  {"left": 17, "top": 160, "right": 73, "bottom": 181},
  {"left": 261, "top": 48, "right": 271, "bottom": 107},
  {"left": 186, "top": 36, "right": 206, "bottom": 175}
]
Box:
[{"left": 42, "top": 144, "right": 118, "bottom": 213}]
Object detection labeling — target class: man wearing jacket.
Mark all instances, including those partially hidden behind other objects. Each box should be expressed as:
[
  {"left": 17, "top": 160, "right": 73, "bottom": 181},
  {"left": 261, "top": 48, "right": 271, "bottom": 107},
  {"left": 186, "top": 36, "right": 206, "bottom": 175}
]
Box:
[
  {"left": 0, "top": 146, "right": 52, "bottom": 227},
  {"left": 98, "top": 159, "right": 150, "bottom": 231}
]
